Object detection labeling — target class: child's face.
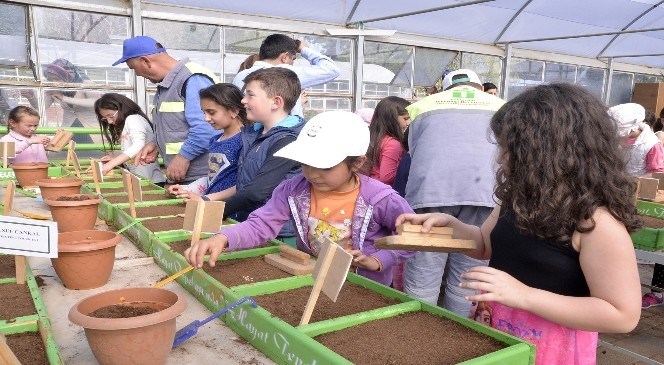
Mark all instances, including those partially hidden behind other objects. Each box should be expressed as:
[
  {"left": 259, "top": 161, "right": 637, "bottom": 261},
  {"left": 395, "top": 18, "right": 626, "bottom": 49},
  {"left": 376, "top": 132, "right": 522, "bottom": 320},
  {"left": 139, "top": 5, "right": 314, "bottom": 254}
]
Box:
[
  {"left": 98, "top": 108, "right": 119, "bottom": 125},
  {"left": 302, "top": 159, "right": 360, "bottom": 193},
  {"left": 201, "top": 98, "right": 236, "bottom": 130},
  {"left": 242, "top": 80, "right": 275, "bottom": 122},
  {"left": 397, "top": 113, "right": 411, "bottom": 131},
  {"left": 10, "top": 114, "right": 39, "bottom": 138}
]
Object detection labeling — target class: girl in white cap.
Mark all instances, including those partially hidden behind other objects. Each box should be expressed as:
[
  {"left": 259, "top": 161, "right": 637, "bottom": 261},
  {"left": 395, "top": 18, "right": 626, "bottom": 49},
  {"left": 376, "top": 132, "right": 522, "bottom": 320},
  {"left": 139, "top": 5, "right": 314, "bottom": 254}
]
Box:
[
  {"left": 608, "top": 102, "right": 664, "bottom": 176},
  {"left": 185, "top": 111, "right": 415, "bottom": 286}
]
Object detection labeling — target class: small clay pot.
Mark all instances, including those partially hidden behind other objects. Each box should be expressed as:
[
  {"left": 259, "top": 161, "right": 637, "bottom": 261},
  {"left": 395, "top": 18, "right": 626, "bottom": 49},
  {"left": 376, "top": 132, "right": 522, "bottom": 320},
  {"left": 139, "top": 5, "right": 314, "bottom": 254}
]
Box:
[
  {"left": 43, "top": 194, "right": 102, "bottom": 232},
  {"left": 35, "top": 178, "right": 84, "bottom": 200},
  {"left": 51, "top": 230, "right": 121, "bottom": 290},
  {"left": 69, "top": 287, "right": 187, "bottom": 365},
  {"left": 9, "top": 162, "right": 50, "bottom": 187}
]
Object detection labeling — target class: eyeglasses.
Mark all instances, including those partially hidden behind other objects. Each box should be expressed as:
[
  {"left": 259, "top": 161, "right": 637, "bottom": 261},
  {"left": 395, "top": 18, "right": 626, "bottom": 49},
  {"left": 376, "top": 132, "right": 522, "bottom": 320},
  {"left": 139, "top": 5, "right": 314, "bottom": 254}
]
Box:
[{"left": 100, "top": 110, "right": 118, "bottom": 122}]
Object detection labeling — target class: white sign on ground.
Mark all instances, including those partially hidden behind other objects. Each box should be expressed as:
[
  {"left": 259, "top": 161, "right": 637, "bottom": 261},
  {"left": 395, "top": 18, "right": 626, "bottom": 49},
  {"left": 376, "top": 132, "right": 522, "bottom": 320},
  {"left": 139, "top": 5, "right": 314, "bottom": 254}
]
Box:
[{"left": 0, "top": 216, "right": 58, "bottom": 258}]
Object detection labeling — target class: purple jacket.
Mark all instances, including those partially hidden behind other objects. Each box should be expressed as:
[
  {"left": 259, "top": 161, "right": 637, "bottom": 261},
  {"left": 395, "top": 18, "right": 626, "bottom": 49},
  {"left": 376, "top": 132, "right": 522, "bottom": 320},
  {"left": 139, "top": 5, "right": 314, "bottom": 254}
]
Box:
[{"left": 220, "top": 173, "right": 415, "bottom": 286}]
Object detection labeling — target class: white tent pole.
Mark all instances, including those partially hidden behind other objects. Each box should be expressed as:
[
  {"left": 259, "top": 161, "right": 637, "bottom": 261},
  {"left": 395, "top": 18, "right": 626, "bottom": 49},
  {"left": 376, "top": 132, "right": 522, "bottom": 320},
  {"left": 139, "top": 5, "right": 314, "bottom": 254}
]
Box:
[
  {"left": 131, "top": 0, "right": 147, "bottom": 113},
  {"left": 497, "top": 26, "right": 664, "bottom": 44},
  {"left": 600, "top": 53, "right": 664, "bottom": 59},
  {"left": 352, "top": 0, "right": 494, "bottom": 25},
  {"left": 596, "top": 0, "right": 664, "bottom": 59},
  {"left": 494, "top": 0, "right": 533, "bottom": 44},
  {"left": 353, "top": 34, "right": 365, "bottom": 111},
  {"left": 345, "top": 0, "right": 363, "bottom": 24},
  {"left": 500, "top": 43, "right": 512, "bottom": 100},
  {"left": 604, "top": 58, "right": 614, "bottom": 105}
]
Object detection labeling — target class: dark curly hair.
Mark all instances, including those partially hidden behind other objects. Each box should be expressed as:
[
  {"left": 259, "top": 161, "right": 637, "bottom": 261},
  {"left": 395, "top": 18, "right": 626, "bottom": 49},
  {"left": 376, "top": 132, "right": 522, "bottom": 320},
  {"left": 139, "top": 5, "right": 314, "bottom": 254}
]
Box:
[{"left": 491, "top": 83, "right": 641, "bottom": 242}]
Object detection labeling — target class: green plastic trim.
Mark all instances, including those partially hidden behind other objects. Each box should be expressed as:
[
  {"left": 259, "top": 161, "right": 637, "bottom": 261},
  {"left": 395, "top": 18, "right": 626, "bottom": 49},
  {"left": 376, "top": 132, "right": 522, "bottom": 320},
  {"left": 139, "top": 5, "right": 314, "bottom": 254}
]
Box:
[
  {"left": 0, "top": 277, "right": 14, "bottom": 284},
  {"left": 0, "top": 314, "right": 39, "bottom": 328},
  {"left": 0, "top": 318, "right": 38, "bottom": 334},
  {"left": 637, "top": 200, "right": 664, "bottom": 219}
]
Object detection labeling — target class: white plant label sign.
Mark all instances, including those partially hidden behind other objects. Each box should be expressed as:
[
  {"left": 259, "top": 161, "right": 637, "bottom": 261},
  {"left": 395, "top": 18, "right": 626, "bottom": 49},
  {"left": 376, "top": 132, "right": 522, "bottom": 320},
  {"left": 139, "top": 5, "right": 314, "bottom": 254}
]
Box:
[{"left": 0, "top": 216, "right": 58, "bottom": 258}]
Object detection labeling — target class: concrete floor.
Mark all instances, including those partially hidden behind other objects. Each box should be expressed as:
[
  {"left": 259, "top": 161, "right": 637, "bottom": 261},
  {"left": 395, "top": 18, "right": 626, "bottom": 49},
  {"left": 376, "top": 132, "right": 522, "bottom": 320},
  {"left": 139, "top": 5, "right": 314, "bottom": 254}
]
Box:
[{"left": 597, "top": 263, "right": 664, "bottom": 365}]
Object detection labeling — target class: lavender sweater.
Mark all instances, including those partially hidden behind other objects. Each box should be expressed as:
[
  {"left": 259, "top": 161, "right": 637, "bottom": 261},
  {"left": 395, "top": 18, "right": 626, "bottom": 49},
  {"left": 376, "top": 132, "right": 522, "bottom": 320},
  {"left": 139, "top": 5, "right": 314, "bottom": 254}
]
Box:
[{"left": 220, "top": 173, "right": 415, "bottom": 286}]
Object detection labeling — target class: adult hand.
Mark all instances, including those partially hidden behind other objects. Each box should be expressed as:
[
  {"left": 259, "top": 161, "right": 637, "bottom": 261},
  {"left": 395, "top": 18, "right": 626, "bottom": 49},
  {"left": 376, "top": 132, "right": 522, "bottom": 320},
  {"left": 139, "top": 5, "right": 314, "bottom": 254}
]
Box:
[
  {"left": 137, "top": 142, "right": 158, "bottom": 165},
  {"left": 347, "top": 249, "right": 380, "bottom": 271},
  {"left": 460, "top": 266, "right": 532, "bottom": 310},
  {"left": 184, "top": 234, "right": 229, "bottom": 268},
  {"left": 166, "top": 154, "right": 190, "bottom": 182},
  {"left": 296, "top": 40, "right": 308, "bottom": 53}
]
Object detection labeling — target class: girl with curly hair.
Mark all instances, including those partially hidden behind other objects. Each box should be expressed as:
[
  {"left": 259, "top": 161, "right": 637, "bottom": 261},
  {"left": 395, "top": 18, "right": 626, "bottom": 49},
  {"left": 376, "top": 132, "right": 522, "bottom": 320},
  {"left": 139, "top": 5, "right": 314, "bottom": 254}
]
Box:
[{"left": 397, "top": 83, "right": 642, "bottom": 364}]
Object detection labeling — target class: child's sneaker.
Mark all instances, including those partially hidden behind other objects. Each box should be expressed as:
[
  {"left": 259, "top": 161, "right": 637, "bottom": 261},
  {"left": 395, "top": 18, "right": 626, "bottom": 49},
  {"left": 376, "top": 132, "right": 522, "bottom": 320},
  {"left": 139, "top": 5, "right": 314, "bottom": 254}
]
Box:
[{"left": 641, "top": 292, "right": 664, "bottom": 309}]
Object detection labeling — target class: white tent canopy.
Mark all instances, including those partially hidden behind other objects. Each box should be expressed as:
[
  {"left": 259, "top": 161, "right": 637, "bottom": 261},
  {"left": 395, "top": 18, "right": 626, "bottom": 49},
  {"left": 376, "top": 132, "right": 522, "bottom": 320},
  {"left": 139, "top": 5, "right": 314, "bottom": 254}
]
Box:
[{"left": 146, "top": 0, "right": 664, "bottom": 70}]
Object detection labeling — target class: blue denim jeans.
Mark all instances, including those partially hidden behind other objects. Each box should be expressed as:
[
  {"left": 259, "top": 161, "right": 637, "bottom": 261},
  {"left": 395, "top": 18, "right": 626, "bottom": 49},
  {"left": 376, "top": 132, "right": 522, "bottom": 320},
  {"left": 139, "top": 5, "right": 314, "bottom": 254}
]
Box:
[{"left": 403, "top": 205, "right": 492, "bottom": 317}]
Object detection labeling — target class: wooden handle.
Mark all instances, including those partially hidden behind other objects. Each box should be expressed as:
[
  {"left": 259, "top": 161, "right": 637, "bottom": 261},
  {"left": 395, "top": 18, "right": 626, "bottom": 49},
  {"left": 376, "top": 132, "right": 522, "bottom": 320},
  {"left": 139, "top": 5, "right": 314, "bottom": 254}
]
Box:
[
  {"left": 278, "top": 245, "right": 310, "bottom": 265},
  {"left": 154, "top": 266, "right": 193, "bottom": 288}
]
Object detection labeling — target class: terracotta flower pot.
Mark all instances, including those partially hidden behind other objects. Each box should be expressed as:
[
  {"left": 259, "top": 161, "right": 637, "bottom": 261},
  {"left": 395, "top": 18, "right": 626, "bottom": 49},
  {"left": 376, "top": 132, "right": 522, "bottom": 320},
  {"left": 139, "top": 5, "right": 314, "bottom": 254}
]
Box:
[
  {"left": 9, "top": 162, "right": 49, "bottom": 187},
  {"left": 35, "top": 178, "right": 84, "bottom": 200},
  {"left": 51, "top": 230, "right": 122, "bottom": 289},
  {"left": 43, "top": 194, "right": 102, "bottom": 232},
  {"left": 69, "top": 287, "right": 187, "bottom": 365}
]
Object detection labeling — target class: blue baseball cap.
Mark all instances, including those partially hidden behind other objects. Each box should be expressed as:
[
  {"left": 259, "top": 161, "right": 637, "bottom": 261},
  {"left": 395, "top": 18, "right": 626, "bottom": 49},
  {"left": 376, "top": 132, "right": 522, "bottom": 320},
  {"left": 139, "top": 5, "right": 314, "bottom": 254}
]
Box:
[{"left": 112, "top": 36, "right": 166, "bottom": 66}]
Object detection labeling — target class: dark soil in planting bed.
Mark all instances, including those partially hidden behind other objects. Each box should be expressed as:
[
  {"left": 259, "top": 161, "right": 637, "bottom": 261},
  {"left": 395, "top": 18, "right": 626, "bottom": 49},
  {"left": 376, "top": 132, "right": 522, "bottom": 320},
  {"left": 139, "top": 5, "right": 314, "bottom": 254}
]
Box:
[
  {"left": 641, "top": 215, "right": 664, "bottom": 229},
  {"left": 105, "top": 193, "right": 174, "bottom": 204},
  {"left": 167, "top": 239, "right": 272, "bottom": 255},
  {"left": 89, "top": 304, "right": 158, "bottom": 318},
  {"left": 0, "top": 255, "right": 16, "bottom": 278},
  {"left": 141, "top": 216, "right": 185, "bottom": 232},
  {"left": 255, "top": 282, "right": 400, "bottom": 326},
  {"left": 204, "top": 256, "right": 291, "bottom": 287},
  {"left": 5, "top": 332, "right": 48, "bottom": 365},
  {"left": 315, "top": 311, "right": 505, "bottom": 365},
  {"left": 123, "top": 204, "right": 185, "bottom": 218},
  {"left": 99, "top": 185, "right": 161, "bottom": 194},
  {"left": 0, "top": 283, "right": 37, "bottom": 319}
]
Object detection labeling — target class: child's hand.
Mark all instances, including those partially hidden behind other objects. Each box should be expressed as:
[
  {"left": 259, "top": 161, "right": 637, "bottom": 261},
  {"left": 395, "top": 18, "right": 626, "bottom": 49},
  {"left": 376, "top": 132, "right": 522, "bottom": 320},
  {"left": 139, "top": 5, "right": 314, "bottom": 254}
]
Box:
[
  {"left": 460, "top": 266, "right": 532, "bottom": 310},
  {"left": 167, "top": 184, "right": 183, "bottom": 195},
  {"left": 184, "top": 234, "right": 229, "bottom": 268},
  {"left": 101, "top": 163, "right": 113, "bottom": 176},
  {"left": 100, "top": 155, "right": 112, "bottom": 163},
  {"left": 28, "top": 135, "right": 48, "bottom": 145},
  {"left": 347, "top": 249, "right": 381, "bottom": 271},
  {"left": 395, "top": 213, "right": 452, "bottom": 232}
]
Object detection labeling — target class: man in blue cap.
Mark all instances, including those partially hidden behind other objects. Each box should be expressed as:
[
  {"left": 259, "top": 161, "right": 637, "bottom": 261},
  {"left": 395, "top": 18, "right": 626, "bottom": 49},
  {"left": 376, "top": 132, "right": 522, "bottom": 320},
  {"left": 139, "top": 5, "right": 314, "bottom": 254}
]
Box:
[{"left": 113, "top": 36, "right": 218, "bottom": 184}]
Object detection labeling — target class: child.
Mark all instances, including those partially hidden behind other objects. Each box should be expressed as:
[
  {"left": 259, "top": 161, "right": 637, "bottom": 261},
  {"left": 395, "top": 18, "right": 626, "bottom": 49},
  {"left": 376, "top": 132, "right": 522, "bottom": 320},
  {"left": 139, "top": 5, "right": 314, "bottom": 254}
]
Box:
[
  {"left": 168, "top": 84, "right": 247, "bottom": 201},
  {"left": 0, "top": 106, "right": 49, "bottom": 163},
  {"left": 94, "top": 93, "right": 165, "bottom": 185},
  {"left": 185, "top": 111, "right": 415, "bottom": 286},
  {"left": 365, "top": 96, "right": 411, "bottom": 185},
  {"left": 608, "top": 102, "right": 664, "bottom": 176},
  {"left": 397, "top": 84, "right": 642, "bottom": 364},
  {"left": 204, "top": 68, "right": 305, "bottom": 240}
]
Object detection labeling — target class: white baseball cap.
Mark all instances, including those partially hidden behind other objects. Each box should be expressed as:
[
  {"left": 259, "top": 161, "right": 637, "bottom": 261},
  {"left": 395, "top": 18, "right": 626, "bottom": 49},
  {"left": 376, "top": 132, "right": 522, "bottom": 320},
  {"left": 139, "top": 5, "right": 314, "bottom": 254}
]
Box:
[
  {"left": 442, "top": 69, "right": 482, "bottom": 90},
  {"left": 608, "top": 103, "right": 645, "bottom": 138},
  {"left": 274, "top": 110, "right": 369, "bottom": 169}
]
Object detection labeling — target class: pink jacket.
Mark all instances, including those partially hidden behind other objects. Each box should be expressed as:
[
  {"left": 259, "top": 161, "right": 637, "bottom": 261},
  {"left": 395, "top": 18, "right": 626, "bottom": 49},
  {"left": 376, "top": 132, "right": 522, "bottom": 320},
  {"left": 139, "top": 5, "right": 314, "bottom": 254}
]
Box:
[{"left": 0, "top": 131, "right": 48, "bottom": 163}]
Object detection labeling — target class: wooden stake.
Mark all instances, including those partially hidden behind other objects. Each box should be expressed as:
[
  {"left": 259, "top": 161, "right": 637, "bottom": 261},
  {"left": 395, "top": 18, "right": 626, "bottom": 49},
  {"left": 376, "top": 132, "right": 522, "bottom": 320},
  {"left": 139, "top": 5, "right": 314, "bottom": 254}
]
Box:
[
  {"left": 190, "top": 201, "right": 206, "bottom": 245},
  {"left": 299, "top": 242, "right": 338, "bottom": 326},
  {"left": 2, "top": 142, "right": 7, "bottom": 169},
  {"left": 90, "top": 158, "right": 102, "bottom": 195},
  {"left": 2, "top": 182, "right": 25, "bottom": 284},
  {"left": 14, "top": 256, "right": 26, "bottom": 285},
  {"left": 122, "top": 169, "right": 136, "bottom": 219},
  {"left": 0, "top": 333, "right": 22, "bottom": 365},
  {"left": 65, "top": 140, "right": 75, "bottom": 167}
]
